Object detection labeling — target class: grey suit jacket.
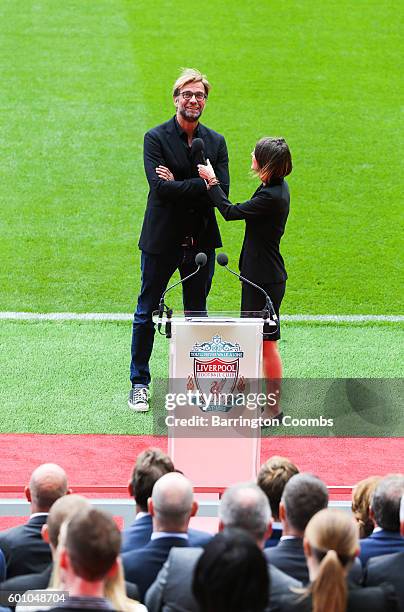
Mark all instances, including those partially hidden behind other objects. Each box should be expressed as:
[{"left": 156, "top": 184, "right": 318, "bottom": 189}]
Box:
[
  {"left": 145, "top": 546, "right": 301, "bottom": 612},
  {"left": 365, "top": 551, "right": 404, "bottom": 612}
]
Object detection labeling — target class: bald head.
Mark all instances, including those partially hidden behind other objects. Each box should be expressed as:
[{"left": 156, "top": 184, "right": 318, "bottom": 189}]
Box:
[
  {"left": 27, "top": 463, "right": 69, "bottom": 512},
  {"left": 150, "top": 472, "right": 196, "bottom": 531}
]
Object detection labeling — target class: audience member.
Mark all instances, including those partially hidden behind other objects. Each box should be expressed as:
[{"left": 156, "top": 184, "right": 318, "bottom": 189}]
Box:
[
  {"left": 145, "top": 482, "right": 301, "bottom": 612},
  {"left": 359, "top": 475, "right": 404, "bottom": 565},
  {"left": 257, "top": 455, "right": 299, "bottom": 548},
  {"left": 122, "top": 448, "right": 210, "bottom": 552},
  {"left": 46, "top": 508, "right": 122, "bottom": 611},
  {"left": 0, "top": 494, "right": 90, "bottom": 605},
  {"left": 122, "top": 471, "right": 198, "bottom": 600},
  {"left": 0, "top": 463, "right": 70, "bottom": 578},
  {"left": 352, "top": 476, "right": 381, "bottom": 538},
  {"left": 364, "top": 495, "right": 404, "bottom": 611},
  {"left": 264, "top": 473, "right": 329, "bottom": 583},
  {"left": 192, "top": 528, "right": 269, "bottom": 612},
  {"left": 279, "top": 509, "right": 399, "bottom": 612}
]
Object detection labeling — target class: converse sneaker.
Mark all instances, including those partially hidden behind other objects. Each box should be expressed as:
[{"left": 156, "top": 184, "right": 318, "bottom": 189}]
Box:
[{"left": 128, "top": 387, "right": 149, "bottom": 412}]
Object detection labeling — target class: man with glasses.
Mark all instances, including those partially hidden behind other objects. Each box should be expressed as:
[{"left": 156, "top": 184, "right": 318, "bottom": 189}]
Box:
[{"left": 129, "top": 68, "right": 229, "bottom": 412}]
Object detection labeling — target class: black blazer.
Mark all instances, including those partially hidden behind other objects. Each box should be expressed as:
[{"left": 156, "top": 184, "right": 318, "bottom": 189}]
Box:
[
  {"left": 365, "top": 551, "right": 404, "bottom": 612},
  {"left": 208, "top": 177, "right": 290, "bottom": 283},
  {"left": 0, "top": 515, "right": 51, "bottom": 578},
  {"left": 279, "top": 582, "right": 399, "bottom": 612},
  {"left": 139, "top": 117, "right": 229, "bottom": 254}
]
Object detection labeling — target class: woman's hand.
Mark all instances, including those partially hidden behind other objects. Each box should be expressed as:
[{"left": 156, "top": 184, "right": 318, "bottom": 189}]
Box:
[
  {"left": 198, "top": 158, "right": 216, "bottom": 181},
  {"left": 156, "top": 165, "right": 174, "bottom": 181}
]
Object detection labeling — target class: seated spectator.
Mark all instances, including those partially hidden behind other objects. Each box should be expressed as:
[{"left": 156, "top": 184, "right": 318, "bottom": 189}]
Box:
[
  {"left": 192, "top": 529, "right": 269, "bottom": 612},
  {"left": 0, "top": 494, "right": 90, "bottom": 608},
  {"left": 122, "top": 448, "right": 211, "bottom": 552},
  {"left": 146, "top": 482, "right": 301, "bottom": 612},
  {"left": 364, "top": 495, "right": 404, "bottom": 611},
  {"left": 264, "top": 473, "right": 329, "bottom": 583},
  {"left": 122, "top": 471, "right": 198, "bottom": 601},
  {"left": 47, "top": 508, "right": 131, "bottom": 612},
  {"left": 0, "top": 463, "right": 70, "bottom": 578},
  {"left": 352, "top": 476, "right": 381, "bottom": 538},
  {"left": 257, "top": 455, "right": 299, "bottom": 548},
  {"left": 359, "top": 474, "right": 404, "bottom": 565},
  {"left": 279, "top": 509, "right": 399, "bottom": 612}
]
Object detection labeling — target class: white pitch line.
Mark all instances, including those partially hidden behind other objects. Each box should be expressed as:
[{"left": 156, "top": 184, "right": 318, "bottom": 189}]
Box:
[{"left": 0, "top": 312, "right": 403, "bottom": 323}]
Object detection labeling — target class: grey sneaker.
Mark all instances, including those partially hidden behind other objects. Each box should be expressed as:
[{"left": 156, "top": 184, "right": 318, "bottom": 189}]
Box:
[{"left": 128, "top": 387, "right": 149, "bottom": 412}]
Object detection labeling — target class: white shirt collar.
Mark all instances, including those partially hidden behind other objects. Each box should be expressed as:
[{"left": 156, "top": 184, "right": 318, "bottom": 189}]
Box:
[{"left": 151, "top": 532, "right": 188, "bottom": 540}]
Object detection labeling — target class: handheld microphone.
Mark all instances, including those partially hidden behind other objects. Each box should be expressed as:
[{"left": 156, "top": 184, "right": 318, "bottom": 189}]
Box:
[
  {"left": 191, "top": 138, "right": 206, "bottom": 165},
  {"left": 157, "top": 253, "right": 208, "bottom": 335},
  {"left": 216, "top": 252, "right": 278, "bottom": 322}
]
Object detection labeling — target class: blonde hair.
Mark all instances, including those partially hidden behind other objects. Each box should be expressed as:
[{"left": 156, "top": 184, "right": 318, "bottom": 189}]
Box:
[
  {"left": 352, "top": 476, "right": 381, "bottom": 538},
  {"left": 172, "top": 68, "right": 211, "bottom": 98},
  {"left": 304, "top": 509, "right": 358, "bottom": 612}
]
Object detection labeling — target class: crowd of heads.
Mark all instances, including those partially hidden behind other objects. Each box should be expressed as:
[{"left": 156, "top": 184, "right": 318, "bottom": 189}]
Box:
[{"left": 0, "top": 453, "right": 403, "bottom": 612}]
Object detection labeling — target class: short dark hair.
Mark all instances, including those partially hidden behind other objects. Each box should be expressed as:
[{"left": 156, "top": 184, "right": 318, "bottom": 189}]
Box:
[
  {"left": 257, "top": 456, "right": 299, "bottom": 520},
  {"left": 192, "top": 529, "right": 269, "bottom": 612},
  {"left": 371, "top": 475, "right": 404, "bottom": 531},
  {"left": 130, "top": 448, "right": 174, "bottom": 511},
  {"left": 65, "top": 509, "right": 121, "bottom": 581},
  {"left": 282, "top": 473, "right": 328, "bottom": 533},
  {"left": 254, "top": 137, "right": 292, "bottom": 183}
]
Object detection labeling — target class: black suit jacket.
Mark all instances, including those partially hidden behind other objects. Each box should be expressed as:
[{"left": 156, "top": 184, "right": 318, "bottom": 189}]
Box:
[
  {"left": 208, "top": 177, "right": 290, "bottom": 283},
  {"left": 122, "top": 536, "right": 188, "bottom": 601},
  {"left": 365, "top": 551, "right": 404, "bottom": 611},
  {"left": 139, "top": 117, "right": 229, "bottom": 254},
  {"left": 279, "top": 582, "right": 399, "bottom": 612},
  {"left": 0, "top": 515, "right": 51, "bottom": 578}
]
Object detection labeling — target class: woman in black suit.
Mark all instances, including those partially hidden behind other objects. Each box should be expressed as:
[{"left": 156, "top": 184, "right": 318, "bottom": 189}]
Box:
[
  {"left": 198, "top": 137, "right": 292, "bottom": 417},
  {"left": 278, "top": 508, "right": 399, "bottom": 612}
]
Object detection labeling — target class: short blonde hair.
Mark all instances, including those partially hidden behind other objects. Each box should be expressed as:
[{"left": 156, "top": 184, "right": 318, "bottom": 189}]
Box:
[{"left": 173, "top": 68, "right": 211, "bottom": 98}]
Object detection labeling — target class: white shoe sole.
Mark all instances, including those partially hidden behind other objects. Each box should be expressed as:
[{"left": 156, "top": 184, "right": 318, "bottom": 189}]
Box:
[{"left": 128, "top": 399, "right": 150, "bottom": 413}]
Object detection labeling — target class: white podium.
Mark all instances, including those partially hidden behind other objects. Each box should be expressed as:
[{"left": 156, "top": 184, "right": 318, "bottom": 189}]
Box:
[{"left": 162, "top": 312, "right": 275, "bottom": 489}]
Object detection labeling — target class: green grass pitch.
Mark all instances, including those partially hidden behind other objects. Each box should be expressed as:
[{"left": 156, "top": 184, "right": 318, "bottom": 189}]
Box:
[{"left": 0, "top": 1, "right": 402, "bottom": 433}]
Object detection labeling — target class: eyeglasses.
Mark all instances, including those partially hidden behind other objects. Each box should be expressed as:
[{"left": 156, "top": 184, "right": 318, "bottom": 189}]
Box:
[{"left": 179, "top": 90, "right": 207, "bottom": 101}]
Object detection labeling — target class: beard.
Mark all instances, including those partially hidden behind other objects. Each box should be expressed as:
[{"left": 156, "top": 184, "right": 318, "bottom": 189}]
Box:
[{"left": 179, "top": 107, "right": 202, "bottom": 122}]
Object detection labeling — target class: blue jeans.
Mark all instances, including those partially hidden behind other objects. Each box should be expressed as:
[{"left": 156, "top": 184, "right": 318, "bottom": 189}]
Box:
[{"left": 130, "top": 248, "right": 215, "bottom": 386}]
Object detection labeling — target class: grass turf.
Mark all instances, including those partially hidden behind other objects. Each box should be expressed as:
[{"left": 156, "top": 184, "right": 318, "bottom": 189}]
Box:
[
  {"left": 0, "top": 0, "right": 402, "bottom": 315},
  {"left": 0, "top": 320, "right": 402, "bottom": 435}
]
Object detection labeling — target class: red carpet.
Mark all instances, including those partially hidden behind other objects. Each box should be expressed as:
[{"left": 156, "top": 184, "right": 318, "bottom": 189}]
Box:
[
  {"left": 1, "top": 434, "right": 402, "bottom": 487},
  {"left": 0, "top": 434, "right": 402, "bottom": 529}
]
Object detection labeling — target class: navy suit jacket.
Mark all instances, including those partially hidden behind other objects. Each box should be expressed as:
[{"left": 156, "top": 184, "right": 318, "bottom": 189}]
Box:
[
  {"left": 264, "top": 525, "right": 282, "bottom": 549},
  {"left": 360, "top": 530, "right": 404, "bottom": 565},
  {"left": 122, "top": 535, "right": 188, "bottom": 601},
  {"left": 121, "top": 514, "right": 211, "bottom": 553},
  {"left": 265, "top": 537, "right": 363, "bottom": 585},
  {"left": 0, "top": 515, "right": 51, "bottom": 578}
]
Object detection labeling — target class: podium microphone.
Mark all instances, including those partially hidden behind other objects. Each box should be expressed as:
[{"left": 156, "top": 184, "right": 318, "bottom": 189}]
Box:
[
  {"left": 157, "top": 252, "right": 208, "bottom": 334},
  {"left": 216, "top": 252, "right": 278, "bottom": 321}
]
